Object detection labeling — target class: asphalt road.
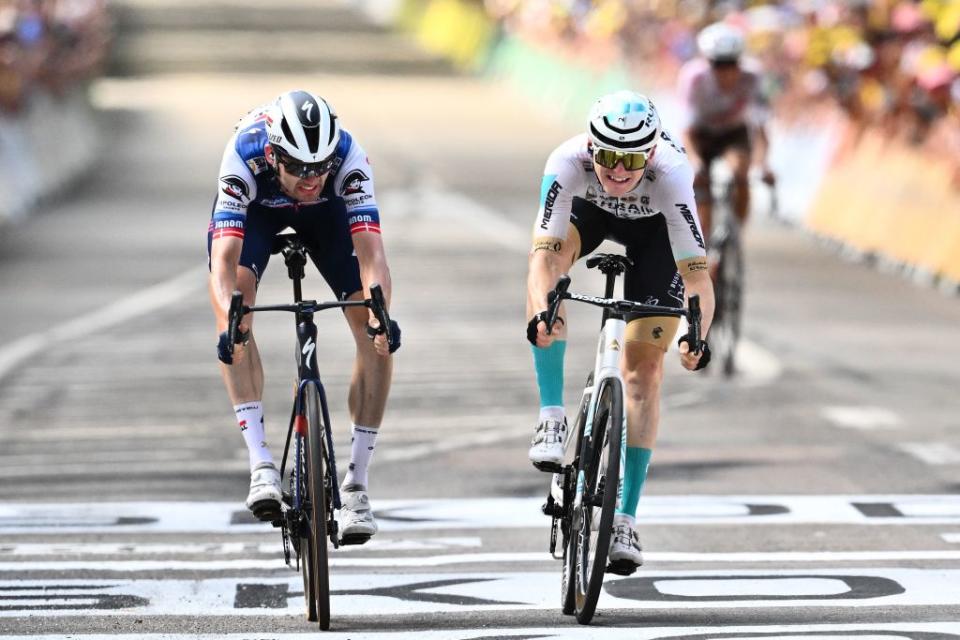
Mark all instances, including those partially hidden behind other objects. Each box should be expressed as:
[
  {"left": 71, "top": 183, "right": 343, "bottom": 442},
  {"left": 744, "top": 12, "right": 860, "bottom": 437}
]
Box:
[{"left": 1, "top": 1, "right": 959, "bottom": 637}]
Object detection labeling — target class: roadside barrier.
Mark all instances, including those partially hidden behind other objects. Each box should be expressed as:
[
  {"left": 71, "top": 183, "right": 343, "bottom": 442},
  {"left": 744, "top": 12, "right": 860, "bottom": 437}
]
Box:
[{"left": 0, "top": 88, "right": 99, "bottom": 227}]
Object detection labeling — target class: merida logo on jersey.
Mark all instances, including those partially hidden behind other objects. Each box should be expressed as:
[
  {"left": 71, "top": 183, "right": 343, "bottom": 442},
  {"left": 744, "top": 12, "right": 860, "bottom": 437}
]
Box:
[
  {"left": 675, "top": 203, "right": 705, "bottom": 249},
  {"left": 540, "top": 178, "right": 562, "bottom": 230}
]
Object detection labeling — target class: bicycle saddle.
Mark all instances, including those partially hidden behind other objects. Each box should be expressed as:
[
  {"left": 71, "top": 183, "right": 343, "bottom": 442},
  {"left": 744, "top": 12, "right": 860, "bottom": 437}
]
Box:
[
  {"left": 271, "top": 231, "right": 304, "bottom": 256},
  {"left": 585, "top": 253, "right": 634, "bottom": 275}
]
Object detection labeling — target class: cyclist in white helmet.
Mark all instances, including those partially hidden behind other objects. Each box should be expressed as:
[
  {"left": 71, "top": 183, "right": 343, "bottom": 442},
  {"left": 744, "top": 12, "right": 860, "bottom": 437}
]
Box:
[
  {"left": 526, "top": 90, "right": 715, "bottom": 573},
  {"left": 207, "top": 90, "right": 399, "bottom": 543},
  {"left": 677, "top": 21, "right": 775, "bottom": 249}
]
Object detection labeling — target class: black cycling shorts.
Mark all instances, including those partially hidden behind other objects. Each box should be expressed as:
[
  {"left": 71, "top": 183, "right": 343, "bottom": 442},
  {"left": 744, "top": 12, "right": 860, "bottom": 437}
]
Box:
[
  {"left": 571, "top": 197, "right": 684, "bottom": 316},
  {"left": 207, "top": 198, "right": 363, "bottom": 300},
  {"left": 689, "top": 124, "right": 751, "bottom": 166}
]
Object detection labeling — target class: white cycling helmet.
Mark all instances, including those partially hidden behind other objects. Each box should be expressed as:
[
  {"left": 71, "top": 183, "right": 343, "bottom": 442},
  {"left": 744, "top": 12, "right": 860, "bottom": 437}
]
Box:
[
  {"left": 697, "top": 22, "right": 745, "bottom": 63},
  {"left": 587, "top": 90, "right": 661, "bottom": 152},
  {"left": 266, "top": 89, "right": 340, "bottom": 163}
]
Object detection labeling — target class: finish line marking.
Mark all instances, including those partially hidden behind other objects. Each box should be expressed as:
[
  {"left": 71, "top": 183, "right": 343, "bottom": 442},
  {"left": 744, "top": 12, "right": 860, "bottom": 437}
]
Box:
[{"left": 5, "top": 495, "right": 960, "bottom": 534}]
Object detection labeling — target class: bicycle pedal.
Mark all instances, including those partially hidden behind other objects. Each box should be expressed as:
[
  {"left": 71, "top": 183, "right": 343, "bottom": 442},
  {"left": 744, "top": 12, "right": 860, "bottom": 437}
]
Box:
[
  {"left": 532, "top": 460, "right": 563, "bottom": 473},
  {"left": 605, "top": 560, "right": 639, "bottom": 576},
  {"left": 250, "top": 499, "right": 283, "bottom": 523},
  {"left": 339, "top": 533, "right": 372, "bottom": 546}
]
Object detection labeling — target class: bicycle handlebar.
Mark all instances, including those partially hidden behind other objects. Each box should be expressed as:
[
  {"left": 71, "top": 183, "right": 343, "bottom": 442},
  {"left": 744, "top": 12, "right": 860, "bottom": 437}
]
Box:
[
  {"left": 544, "top": 276, "right": 703, "bottom": 353},
  {"left": 224, "top": 285, "right": 393, "bottom": 359}
]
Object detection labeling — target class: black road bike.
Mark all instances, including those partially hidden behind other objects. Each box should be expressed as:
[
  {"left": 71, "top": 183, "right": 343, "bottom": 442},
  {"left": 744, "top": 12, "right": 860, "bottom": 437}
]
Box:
[
  {"left": 709, "top": 173, "right": 744, "bottom": 377},
  {"left": 539, "top": 254, "right": 702, "bottom": 625},
  {"left": 225, "top": 232, "right": 394, "bottom": 630}
]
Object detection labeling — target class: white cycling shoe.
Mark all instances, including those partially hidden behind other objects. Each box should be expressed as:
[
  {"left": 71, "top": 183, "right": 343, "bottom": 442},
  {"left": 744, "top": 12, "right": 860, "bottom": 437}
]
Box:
[
  {"left": 246, "top": 461, "right": 282, "bottom": 522},
  {"left": 528, "top": 416, "right": 567, "bottom": 472},
  {"left": 339, "top": 484, "right": 378, "bottom": 545},
  {"left": 607, "top": 514, "right": 643, "bottom": 575}
]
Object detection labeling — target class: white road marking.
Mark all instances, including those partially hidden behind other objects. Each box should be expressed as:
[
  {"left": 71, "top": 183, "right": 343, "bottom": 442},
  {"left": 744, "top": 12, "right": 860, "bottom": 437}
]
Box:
[
  {"left": 4, "top": 495, "right": 960, "bottom": 534},
  {"left": 0, "top": 267, "right": 205, "bottom": 383},
  {"left": 821, "top": 406, "right": 901, "bottom": 430},
  {"left": 899, "top": 442, "right": 960, "bottom": 465},
  {"left": 0, "top": 538, "right": 481, "bottom": 557},
  {"left": 2, "top": 568, "right": 960, "bottom": 617},
  {"left": 8, "top": 549, "right": 960, "bottom": 572},
  {"left": 4, "top": 623, "right": 959, "bottom": 639},
  {"left": 942, "top": 533, "right": 960, "bottom": 544}
]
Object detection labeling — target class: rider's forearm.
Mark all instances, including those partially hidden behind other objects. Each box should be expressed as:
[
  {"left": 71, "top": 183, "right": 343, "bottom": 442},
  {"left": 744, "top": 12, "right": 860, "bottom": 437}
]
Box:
[
  {"left": 361, "top": 259, "right": 392, "bottom": 308},
  {"left": 528, "top": 249, "right": 564, "bottom": 311},
  {"left": 210, "top": 240, "right": 242, "bottom": 329},
  {"left": 682, "top": 270, "right": 715, "bottom": 338}
]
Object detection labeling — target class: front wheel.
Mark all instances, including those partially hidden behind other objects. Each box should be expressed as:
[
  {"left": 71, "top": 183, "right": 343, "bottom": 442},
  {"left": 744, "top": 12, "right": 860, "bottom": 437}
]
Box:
[
  {"left": 304, "top": 385, "right": 331, "bottom": 630},
  {"left": 561, "top": 373, "right": 593, "bottom": 616},
  {"left": 572, "top": 378, "right": 623, "bottom": 625},
  {"left": 711, "top": 219, "right": 744, "bottom": 377}
]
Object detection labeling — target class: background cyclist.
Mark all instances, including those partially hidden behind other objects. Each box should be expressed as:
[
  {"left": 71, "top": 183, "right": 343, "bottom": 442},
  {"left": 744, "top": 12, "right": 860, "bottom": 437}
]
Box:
[
  {"left": 526, "top": 90, "right": 715, "bottom": 575},
  {"left": 207, "top": 89, "right": 400, "bottom": 544},
  {"left": 677, "top": 21, "right": 776, "bottom": 250}
]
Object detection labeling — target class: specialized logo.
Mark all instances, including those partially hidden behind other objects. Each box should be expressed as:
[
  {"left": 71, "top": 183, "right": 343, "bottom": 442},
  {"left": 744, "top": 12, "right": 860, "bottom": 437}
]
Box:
[
  {"left": 301, "top": 336, "right": 316, "bottom": 364},
  {"left": 539, "top": 176, "right": 562, "bottom": 230},
  {"left": 220, "top": 175, "right": 251, "bottom": 204},
  {"left": 341, "top": 169, "right": 370, "bottom": 196},
  {"left": 301, "top": 101, "right": 315, "bottom": 123},
  {"left": 675, "top": 203, "right": 705, "bottom": 249}
]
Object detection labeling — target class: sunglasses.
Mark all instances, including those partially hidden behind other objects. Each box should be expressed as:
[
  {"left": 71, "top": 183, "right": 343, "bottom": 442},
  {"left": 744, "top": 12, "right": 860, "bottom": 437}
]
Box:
[
  {"left": 592, "top": 147, "right": 650, "bottom": 172},
  {"left": 275, "top": 151, "right": 336, "bottom": 179}
]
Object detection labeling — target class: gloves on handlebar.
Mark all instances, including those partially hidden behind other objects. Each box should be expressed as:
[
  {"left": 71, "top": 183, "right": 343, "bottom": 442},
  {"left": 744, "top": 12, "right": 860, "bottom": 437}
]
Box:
[
  {"left": 526, "top": 312, "right": 564, "bottom": 346},
  {"left": 216, "top": 328, "right": 250, "bottom": 365},
  {"left": 366, "top": 319, "right": 402, "bottom": 354},
  {"left": 677, "top": 336, "right": 711, "bottom": 371}
]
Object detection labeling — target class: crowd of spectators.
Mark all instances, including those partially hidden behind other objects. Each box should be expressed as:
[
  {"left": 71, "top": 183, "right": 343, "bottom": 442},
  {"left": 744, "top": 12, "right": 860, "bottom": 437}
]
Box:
[
  {"left": 483, "top": 0, "right": 960, "bottom": 184},
  {"left": 0, "top": 0, "right": 110, "bottom": 115}
]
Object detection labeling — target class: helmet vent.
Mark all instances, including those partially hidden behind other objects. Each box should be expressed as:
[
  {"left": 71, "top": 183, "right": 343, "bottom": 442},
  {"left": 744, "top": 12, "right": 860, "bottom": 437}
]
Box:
[{"left": 280, "top": 118, "right": 298, "bottom": 149}]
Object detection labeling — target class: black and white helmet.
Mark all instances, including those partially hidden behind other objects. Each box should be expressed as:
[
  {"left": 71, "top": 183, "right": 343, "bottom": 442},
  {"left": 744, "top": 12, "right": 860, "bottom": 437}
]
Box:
[
  {"left": 266, "top": 90, "right": 340, "bottom": 163},
  {"left": 697, "top": 22, "right": 745, "bottom": 63},
  {"left": 587, "top": 90, "right": 661, "bottom": 153}
]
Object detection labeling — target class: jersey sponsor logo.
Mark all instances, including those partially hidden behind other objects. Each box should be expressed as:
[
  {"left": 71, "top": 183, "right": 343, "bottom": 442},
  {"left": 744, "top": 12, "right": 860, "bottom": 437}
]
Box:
[
  {"left": 539, "top": 177, "right": 562, "bottom": 230},
  {"left": 245, "top": 156, "right": 269, "bottom": 175},
  {"left": 585, "top": 188, "right": 657, "bottom": 220},
  {"left": 340, "top": 169, "right": 370, "bottom": 196},
  {"left": 210, "top": 212, "right": 245, "bottom": 241},
  {"left": 675, "top": 203, "right": 705, "bottom": 249},
  {"left": 348, "top": 212, "right": 381, "bottom": 235},
  {"left": 220, "top": 175, "right": 251, "bottom": 204}
]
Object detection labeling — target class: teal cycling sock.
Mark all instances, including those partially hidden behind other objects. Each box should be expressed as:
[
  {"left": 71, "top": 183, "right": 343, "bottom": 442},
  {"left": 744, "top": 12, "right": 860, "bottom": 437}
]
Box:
[
  {"left": 616, "top": 447, "right": 652, "bottom": 518},
  {"left": 531, "top": 340, "right": 566, "bottom": 409}
]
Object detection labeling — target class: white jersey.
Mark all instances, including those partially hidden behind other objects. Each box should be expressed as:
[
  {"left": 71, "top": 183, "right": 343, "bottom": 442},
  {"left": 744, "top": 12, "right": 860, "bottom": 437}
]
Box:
[
  {"left": 533, "top": 132, "right": 706, "bottom": 269},
  {"left": 677, "top": 57, "right": 769, "bottom": 132}
]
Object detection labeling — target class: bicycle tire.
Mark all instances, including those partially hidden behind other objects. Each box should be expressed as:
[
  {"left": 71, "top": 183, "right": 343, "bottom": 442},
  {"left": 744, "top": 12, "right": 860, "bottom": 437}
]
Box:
[
  {"left": 305, "top": 385, "right": 331, "bottom": 630},
  {"left": 295, "top": 430, "right": 318, "bottom": 622},
  {"left": 713, "top": 219, "right": 743, "bottom": 377},
  {"left": 561, "top": 373, "right": 593, "bottom": 615},
  {"left": 573, "top": 378, "right": 623, "bottom": 624}
]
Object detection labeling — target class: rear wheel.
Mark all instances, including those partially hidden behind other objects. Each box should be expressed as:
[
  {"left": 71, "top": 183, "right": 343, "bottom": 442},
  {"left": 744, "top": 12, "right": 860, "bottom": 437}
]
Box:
[
  {"left": 305, "top": 385, "right": 331, "bottom": 630},
  {"left": 573, "top": 379, "right": 623, "bottom": 625}
]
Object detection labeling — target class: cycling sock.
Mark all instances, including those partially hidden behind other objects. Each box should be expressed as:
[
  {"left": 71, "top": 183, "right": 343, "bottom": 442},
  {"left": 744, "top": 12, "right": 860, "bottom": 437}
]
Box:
[
  {"left": 531, "top": 340, "right": 566, "bottom": 409},
  {"left": 616, "top": 447, "right": 652, "bottom": 518},
  {"left": 343, "top": 425, "right": 378, "bottom": 489},
  {"left": 234, "top": 401, "right": 274, "bottom": 470}
]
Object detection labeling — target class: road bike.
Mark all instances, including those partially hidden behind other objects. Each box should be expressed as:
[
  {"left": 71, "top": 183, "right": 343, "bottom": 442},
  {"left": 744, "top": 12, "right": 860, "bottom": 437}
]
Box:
[
  {"left": 225, "top": 232, "right": 394, "bottom": 630},
  {"left": 538, "top": 253, "right": 702, "bottom": 625},
  {"left": 708, "top": 170, "right": 743, "bottom": 377}
]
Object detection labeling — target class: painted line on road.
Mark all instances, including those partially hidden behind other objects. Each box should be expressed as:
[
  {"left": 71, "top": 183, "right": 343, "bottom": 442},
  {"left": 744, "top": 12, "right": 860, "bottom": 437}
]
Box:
[
  {"left": 6, "top": 495, "right": 960, "bottom": 534},
  {"left": 4, "top": 622, "right": 960, "bottom": 639},
  {"left": 6, "top": 549, "right": 960, "bottom": 572},
  {"left": 821, "top": 406, "right": 901, "bottom": 430},
  {"left": 2, "top": 568, "right": 960, "bottom": 617},
  {"left": 943, "top": 533, "right": 960, "bottom": 544},
  {"left": 899, "top": 442, "right": 960, "bottom": 465},
  {"left": 0, "top": 266, "right": 205, "bottom": 383}
]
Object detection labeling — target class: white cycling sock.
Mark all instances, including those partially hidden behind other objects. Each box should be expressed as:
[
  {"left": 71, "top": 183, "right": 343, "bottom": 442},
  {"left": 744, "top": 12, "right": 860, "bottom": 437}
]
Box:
[
  {"left": 234, "top": 401, "right": 274, "bottom": 470},
  {"left": 343, "top": 425, "right": 378, "bottom": 489},
  {"left": 539, "top": 406, "right": 565, "bottom": 422}
]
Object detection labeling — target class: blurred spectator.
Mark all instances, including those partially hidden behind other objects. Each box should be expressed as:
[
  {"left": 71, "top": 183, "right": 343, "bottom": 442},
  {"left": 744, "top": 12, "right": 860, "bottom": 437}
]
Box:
[
  {"left": 0, "top": 0, "right": 109, "bottom": 115},
  {"left": 481, "top": 0, "right": 960, "bottom": 185}
]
